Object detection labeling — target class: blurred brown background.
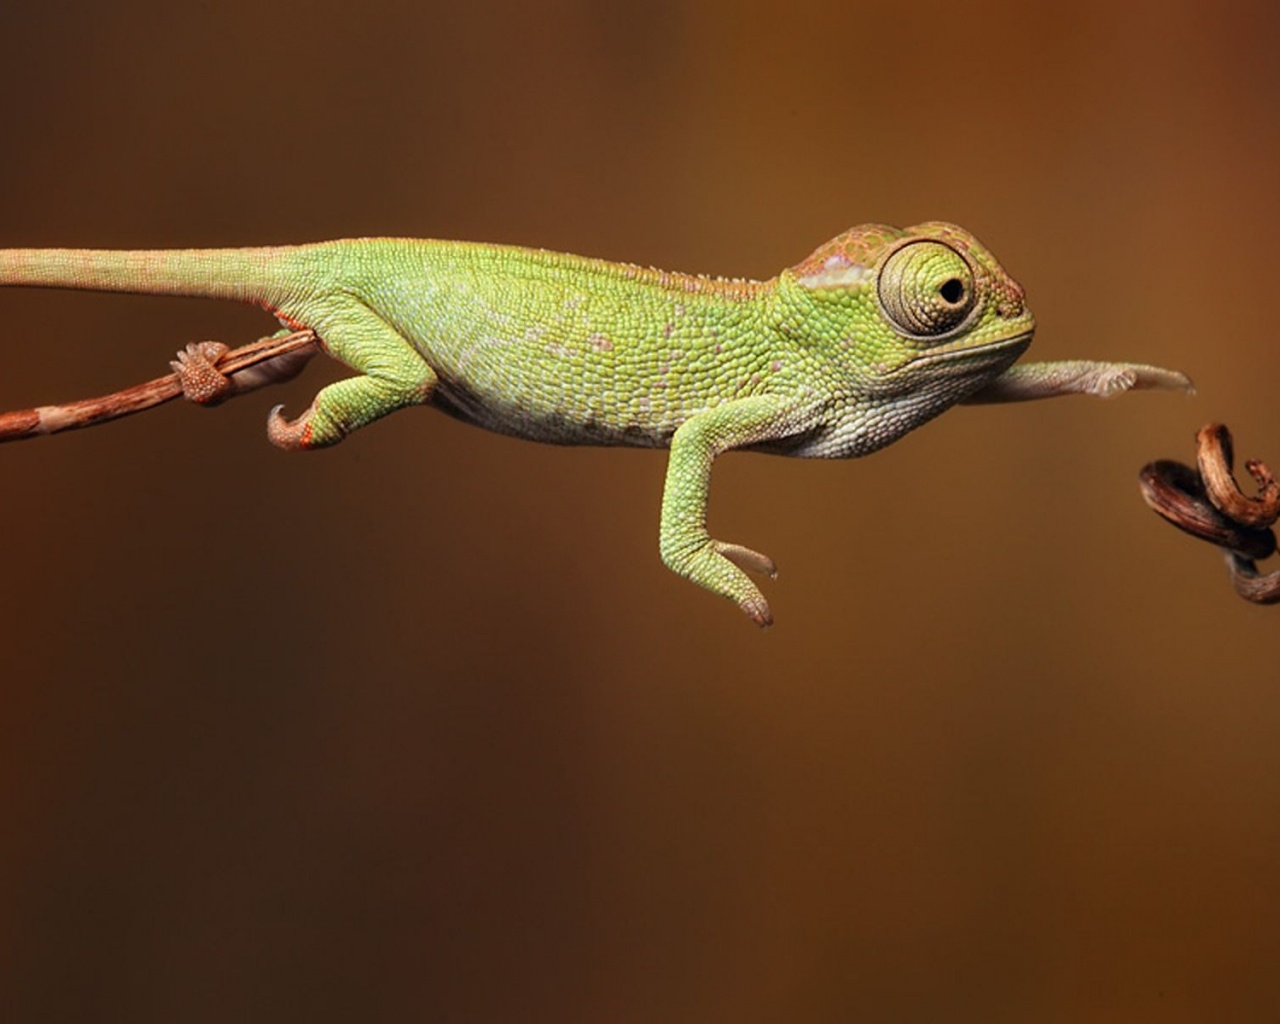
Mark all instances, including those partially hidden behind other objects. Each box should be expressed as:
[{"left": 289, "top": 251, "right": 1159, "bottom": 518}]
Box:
[{"left": 1, "top": 1, "right": 1278, "bottom": 1020}]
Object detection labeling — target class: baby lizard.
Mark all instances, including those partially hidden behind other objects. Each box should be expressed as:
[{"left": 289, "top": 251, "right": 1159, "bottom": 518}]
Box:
[{"left": 0, "top": 222, "right": 1191, "bottom": 624}]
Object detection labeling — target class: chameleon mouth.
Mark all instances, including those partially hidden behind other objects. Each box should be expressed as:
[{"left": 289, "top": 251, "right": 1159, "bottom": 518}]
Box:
[{"left": 898, "top": 329, "right": 1034, "bottom": 371}]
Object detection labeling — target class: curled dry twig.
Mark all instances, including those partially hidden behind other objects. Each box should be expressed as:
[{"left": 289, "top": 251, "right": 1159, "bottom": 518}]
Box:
[
  {"left": 0, "top": 329, "right": 317, "bottom": 443},
  {"left": 1139, "top": 423, "right": 1280, "bottom": 604}
]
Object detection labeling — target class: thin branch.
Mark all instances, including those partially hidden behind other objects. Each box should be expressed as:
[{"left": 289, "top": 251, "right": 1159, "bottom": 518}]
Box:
[{"left": 0, "top": 329, "right": 316, "bottom": 443}]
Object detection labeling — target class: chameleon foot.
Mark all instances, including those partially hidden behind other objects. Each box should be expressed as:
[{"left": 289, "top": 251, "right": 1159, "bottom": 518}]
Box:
[
  {"left": 966, "top": 360, "right": 1194, "bottom": 403},
  {"left": 660, "top": 536, "right": 777, "bottom": 627},
  {"left": 266, "top": 402, "right": 317, "bottom": 450},
  {"left": 171, "top": 341, "right": 233, "bottom": 405},
  {"left": 1080, "top": 364, "right": 1180, "bottom": 398},
  {"left": 715, "top": 542, "right": 777, "bottom": 625}
]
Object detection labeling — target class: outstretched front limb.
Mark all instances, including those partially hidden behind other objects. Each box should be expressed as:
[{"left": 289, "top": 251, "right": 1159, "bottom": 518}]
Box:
[
  {"left": 659, "top": 395, "right": 814, "bottom": 627},
  {"left": 964, "top": 360, "right": 1194, "bottom": 403}
]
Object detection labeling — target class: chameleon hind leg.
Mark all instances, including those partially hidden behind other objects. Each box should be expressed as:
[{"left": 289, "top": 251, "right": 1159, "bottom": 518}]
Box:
[{"left": 265, "top": 298, "right": 437, "bottom": 450}]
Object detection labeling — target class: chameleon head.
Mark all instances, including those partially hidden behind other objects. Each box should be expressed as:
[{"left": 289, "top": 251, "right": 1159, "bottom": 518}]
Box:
[{"left": 778, "top": 222, "right": 1036, "bottom": 410}]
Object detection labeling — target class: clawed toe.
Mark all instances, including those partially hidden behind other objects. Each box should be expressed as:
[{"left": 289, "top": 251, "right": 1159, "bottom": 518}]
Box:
[
  {"left": 714, "top": 541, "right": 778, "bottom": 579},
  {"left": 740, "top": 593, "right": 774, "bottom": 628},
  {"left": 266, "top": 403, "right": 314, "bottom": 450}
]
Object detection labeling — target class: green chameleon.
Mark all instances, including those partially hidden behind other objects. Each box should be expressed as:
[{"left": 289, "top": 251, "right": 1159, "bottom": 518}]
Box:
[{"left": 0, "top": 223, "right": 1190, "bottom": 624}]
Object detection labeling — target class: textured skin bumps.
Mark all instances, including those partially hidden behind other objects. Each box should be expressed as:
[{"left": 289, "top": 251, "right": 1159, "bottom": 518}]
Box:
[{"left": 0, "top": 223, "right": 1190, "bottom": 623}]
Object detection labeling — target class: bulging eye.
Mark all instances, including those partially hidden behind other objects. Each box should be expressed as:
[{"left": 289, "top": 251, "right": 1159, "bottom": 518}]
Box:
[{"left": 877, "top": 240, "right": 977, "bottom": 338}]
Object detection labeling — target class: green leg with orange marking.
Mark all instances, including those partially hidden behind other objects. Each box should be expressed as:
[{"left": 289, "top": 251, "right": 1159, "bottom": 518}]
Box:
[{"left": 267, "top": 297, "right": 437, "bottom": 450}]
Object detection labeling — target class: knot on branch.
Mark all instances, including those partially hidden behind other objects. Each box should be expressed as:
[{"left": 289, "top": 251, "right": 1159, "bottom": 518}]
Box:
[{"left": 1139, "top": 423, "right": 1280, "bottom": 604}]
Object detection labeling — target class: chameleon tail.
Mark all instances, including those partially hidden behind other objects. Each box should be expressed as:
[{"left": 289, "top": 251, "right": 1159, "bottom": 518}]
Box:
[{"left": 0, "top": 245, "right": 305, "bottom": 307}]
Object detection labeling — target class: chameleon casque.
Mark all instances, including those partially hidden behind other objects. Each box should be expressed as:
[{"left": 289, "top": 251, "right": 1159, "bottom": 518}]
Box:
[{"left": 0, "top": 223, "right": 1191, "bottom": 624}]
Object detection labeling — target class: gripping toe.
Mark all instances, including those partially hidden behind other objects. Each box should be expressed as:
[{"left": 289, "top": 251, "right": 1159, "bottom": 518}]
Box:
[
  {"left": 266, "top": 403, "right": 314, "bottom": 450},
  {"left": 171, "top": 341, "right": 233, "bottom": 405}
]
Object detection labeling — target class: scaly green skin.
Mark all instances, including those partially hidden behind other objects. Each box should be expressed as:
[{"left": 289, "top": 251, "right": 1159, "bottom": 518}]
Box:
[{"left": 0, "top": 223, "right": 1192, "bottom": 624}]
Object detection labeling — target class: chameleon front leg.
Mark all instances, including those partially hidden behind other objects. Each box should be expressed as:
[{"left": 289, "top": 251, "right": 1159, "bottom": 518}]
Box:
[
  {"left": 964, "top": 360, "right": 1193, "bottom": 403},
  {"left": 659, "top": 394, "right": 812, "bottom": 627}
]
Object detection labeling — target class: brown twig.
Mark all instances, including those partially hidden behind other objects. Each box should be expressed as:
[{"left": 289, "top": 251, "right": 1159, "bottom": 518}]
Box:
[
  {"left": 0, "top": 329, "right": 316, "bottom": 443},
  {"left": 1138, "top": 459, "right": 1276, "bottom": 560},
  {"left": 1195, "top": 422, "right": 1280, "bottom": 527},
  {"left": 1225, "top": 552, "right": 1280, "bottom": 604},
  {"left": 1139, "top": 423, "right": 1280, "bottom": 604}
]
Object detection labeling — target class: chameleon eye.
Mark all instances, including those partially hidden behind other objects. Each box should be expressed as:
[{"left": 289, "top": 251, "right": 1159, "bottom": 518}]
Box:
[{"left": 877, "top": 240, "right": 977, "bottom": 338}]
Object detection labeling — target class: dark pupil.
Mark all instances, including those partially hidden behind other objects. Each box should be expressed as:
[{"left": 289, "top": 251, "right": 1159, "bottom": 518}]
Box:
[{"left": 939, "top": 278, "right": 965, "bottom": 304}]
